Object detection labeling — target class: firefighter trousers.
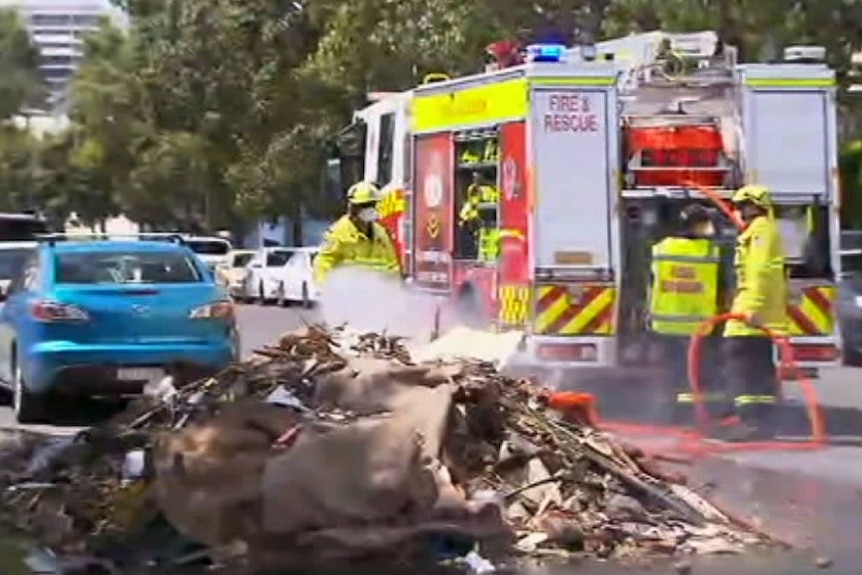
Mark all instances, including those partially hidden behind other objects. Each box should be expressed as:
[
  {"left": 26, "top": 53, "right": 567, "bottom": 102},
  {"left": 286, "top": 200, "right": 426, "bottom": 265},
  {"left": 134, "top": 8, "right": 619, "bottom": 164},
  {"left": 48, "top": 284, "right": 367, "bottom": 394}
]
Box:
[
  {"left": 722, "top": 336, "right": 778, "bottom": 426},
  {"left": 653, "top": 334, "right": 724, "bottom": 423}
]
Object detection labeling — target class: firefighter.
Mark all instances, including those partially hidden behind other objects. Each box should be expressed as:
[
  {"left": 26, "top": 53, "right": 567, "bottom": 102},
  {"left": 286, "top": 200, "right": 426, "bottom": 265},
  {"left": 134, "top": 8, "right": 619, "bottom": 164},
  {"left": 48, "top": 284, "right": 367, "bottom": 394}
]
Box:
[
  {"left": 312, "top": 181, "right": 400, "bottom": 285},
  {"left": 458, "top": 172, "right": 500, "bottom": 261},
  {"left": 649, "top": 204, "right": 723, "bottom": 422},
  {"left": 718, "top": 184, "right": 788, "bottom": 440}
]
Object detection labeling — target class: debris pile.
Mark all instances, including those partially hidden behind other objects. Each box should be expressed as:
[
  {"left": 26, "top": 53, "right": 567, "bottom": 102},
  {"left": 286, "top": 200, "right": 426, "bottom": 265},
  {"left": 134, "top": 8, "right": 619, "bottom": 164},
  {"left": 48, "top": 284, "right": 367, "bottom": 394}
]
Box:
[{"left": 0, "top": 326, "right": 776, "bottom": 572}]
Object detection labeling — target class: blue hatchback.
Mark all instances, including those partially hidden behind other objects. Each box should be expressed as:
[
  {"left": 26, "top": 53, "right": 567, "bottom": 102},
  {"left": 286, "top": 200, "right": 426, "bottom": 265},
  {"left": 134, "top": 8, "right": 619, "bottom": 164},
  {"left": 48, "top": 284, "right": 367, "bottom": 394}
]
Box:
[{"left": 0, "top": 236, "right": 240, "bottom": 423}]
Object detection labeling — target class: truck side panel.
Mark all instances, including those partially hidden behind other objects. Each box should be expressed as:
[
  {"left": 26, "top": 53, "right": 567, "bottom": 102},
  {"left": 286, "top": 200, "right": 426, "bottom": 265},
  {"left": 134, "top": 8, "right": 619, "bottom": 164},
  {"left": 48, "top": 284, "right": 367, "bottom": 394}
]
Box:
[
  {"left": 412, "top": 133, "right": 454, "bottom": 291},
  {"left": 529, "top": 88, "right": 613, "bottom": 268},
  {"left": 524, "top": 81, "right": 619, "bottom": 364},
  {"left": 746, "top": 91, "right": 830, "bottom": 195},
  {"left": 497, "top": 121, "right": 531, "bottom": 328},
  {"left": 740, "top": 68, "right": 842, "bottom": 370}
]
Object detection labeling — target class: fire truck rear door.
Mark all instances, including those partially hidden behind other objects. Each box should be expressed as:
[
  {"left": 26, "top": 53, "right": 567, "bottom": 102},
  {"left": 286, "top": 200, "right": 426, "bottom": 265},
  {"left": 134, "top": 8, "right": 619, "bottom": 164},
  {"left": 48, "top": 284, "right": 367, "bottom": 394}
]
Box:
[{"left": 529, "top": 82, "right": 616, "bottom": 271}]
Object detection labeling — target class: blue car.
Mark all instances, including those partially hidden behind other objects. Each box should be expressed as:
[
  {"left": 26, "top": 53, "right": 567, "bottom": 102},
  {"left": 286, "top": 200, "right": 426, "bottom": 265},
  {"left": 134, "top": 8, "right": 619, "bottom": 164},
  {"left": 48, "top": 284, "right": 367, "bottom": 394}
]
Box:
[{"left": 0, "top": 236, "right": 240, "bottom": 423}]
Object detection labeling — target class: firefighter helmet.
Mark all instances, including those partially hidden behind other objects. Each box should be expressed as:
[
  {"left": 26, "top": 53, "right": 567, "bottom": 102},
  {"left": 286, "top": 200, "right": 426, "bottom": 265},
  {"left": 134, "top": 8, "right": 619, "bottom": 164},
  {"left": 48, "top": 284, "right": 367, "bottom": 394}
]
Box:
[
  {"left": 732, "top": 185, "right": 772, "bottom": 208},
  {"left": 347, "top": 181, "right": 380, "bottom": 205}
]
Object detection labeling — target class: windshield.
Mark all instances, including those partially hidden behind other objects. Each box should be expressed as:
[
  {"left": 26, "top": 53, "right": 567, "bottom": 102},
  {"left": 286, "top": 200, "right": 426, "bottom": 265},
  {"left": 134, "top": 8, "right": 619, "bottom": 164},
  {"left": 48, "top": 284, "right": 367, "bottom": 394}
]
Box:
[
  {"left": 187, "top": 240, "right": 230, "bottom": 255},
  {"left": 0, "top": 248, "right": 32, "bottom": 279},
  {"left": 55, "top": 251, "right": 203, "bottom": 284},
  {"left": 232, "top": 253, "right": 254, "bottom": 267},
  {"left": 266, "top": 251, "right": 294, "bottom": 266}
]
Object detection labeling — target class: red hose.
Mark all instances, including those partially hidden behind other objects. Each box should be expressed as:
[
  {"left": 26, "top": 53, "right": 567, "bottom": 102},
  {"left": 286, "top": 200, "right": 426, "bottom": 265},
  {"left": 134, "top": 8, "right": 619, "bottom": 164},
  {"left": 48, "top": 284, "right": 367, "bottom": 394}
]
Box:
[
  {"left": 679, "top": 311, "right": 827, "bottom": 454},
  {"left": 599, "top": 316, "right": 829, "bottom": 457}
]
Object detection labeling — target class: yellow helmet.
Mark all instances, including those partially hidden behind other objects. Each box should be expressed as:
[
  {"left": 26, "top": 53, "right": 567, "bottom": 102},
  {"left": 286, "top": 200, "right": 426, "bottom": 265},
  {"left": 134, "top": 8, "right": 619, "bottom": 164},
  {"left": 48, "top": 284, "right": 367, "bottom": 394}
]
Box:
[
  {"left": 347, "top": 181, "right": 380, "bottom": 205},
  {"left": 732, "top": 185, "right": 772, "bottom": 208}
]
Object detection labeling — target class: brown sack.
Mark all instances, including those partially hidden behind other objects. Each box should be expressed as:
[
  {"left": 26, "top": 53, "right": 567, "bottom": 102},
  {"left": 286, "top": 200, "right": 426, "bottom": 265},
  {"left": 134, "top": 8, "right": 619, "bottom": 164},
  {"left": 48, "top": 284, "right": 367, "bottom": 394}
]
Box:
[{"left": 150, "top": 401, "right": 301, "bottom": 547}]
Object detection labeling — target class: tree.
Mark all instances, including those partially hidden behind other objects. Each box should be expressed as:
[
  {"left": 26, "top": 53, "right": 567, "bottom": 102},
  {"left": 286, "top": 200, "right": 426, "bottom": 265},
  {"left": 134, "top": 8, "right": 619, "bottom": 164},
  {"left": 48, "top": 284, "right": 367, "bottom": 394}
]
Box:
[{"left": 0, "top": 9, "right": 44, "bottom": 118}]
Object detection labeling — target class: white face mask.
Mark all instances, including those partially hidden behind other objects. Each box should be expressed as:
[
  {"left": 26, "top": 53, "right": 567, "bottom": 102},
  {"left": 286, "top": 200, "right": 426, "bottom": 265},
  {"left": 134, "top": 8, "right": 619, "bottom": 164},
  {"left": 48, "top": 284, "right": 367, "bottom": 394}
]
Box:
[{"left": 358, "top": 207, "right": 378, "bottom": 223}]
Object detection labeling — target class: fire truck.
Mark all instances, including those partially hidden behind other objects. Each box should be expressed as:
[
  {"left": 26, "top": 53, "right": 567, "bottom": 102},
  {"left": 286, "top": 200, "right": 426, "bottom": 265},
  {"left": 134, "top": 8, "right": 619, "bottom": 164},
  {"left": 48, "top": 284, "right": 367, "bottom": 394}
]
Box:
[{"left": 326, "top": 31, "right": 842, "bottom": 375}]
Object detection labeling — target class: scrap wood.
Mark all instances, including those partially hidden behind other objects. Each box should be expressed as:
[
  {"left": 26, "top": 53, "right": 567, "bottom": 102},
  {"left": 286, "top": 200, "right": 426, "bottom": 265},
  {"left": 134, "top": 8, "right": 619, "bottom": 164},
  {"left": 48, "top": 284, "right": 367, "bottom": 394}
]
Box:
[{"left": 0, "top": 324, "right": 779, "bottom": 571}]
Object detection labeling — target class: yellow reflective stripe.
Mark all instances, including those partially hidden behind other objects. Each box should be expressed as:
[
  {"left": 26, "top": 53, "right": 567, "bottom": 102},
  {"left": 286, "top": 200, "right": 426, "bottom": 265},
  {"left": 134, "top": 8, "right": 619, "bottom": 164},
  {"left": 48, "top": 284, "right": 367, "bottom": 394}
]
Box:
[
  {"left": 786, "top": 286, "right": 836, "bottom": 336},
  {"left": 498, "top": 285, "right": 530, "bottom": 325},
  {"left": 734, "top": 395, "right": 776, "bottom": 405},
  {"left": 745, "top": 78, "right": 835, "bottom": 87},
  {"left": 677, "top": 392, "right": 728, "bottom": 403},
  {"left": 413, "top": 75, "right": 616, "bottom": 131},
  {"left": 378, "top": 190, "right": 406, "bottom": 219},
  {"left": 530, "top": 76, "right": 616, "bottom": 86},
  {"left": 413, "top": 78, "right": 527, "bottom": 132}
]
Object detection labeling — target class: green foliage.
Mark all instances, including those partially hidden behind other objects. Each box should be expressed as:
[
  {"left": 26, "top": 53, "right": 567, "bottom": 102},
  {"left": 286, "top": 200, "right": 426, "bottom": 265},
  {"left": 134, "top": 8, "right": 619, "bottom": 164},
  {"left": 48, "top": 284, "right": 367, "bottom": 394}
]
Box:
[
  {"left": 1, "top": 0, "right": 862, "bottom": 231},
  {"left": 0, "top": 9, "right": 43, "bottom": 118},
  {"left": 840, "top": 141, "right": 862, "bottom": 229}
]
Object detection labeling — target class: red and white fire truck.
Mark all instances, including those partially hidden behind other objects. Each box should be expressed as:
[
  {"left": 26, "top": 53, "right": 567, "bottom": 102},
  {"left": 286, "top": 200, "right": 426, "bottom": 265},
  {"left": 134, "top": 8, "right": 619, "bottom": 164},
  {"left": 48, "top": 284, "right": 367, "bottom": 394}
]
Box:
[{"left": 326, "top": 31, "right": 842, "bottom": 375}]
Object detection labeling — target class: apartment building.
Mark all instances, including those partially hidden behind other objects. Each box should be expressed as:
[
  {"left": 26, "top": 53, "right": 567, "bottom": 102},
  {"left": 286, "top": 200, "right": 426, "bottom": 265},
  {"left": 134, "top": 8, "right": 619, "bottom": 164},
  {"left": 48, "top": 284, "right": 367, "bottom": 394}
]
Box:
[{"left": 0, "top": 0, "right": 127, "bottom": 112}]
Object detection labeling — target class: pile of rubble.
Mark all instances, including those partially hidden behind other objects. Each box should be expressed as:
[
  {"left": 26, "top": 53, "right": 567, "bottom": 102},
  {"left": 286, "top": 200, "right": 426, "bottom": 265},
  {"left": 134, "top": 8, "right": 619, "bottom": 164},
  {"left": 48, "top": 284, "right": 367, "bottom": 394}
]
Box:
[{"left": 0, "top": 326, "right": 778, "bottom": 573}]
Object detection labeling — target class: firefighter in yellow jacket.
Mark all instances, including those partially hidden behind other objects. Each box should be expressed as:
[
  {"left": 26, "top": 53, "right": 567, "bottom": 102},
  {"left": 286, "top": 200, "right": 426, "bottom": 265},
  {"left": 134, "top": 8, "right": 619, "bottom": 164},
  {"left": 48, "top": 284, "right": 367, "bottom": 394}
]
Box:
[
  {"left": 649, "top": 204, "right": 722, "bottom": 423},
  {"left": 719, "top": 184, "right": 788, "bottom": 440},
  {"left": 312, "top": 181, "right": 400, "bottom": 285}
]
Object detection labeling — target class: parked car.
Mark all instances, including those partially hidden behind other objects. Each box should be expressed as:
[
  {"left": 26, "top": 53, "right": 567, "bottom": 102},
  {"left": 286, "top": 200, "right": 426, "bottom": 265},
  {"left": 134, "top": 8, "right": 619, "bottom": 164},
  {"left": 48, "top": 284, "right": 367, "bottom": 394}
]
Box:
[
  {"left": 185, "top": 236, "right": 232, "bottom": 272},
  {"left": 0, "top": 242, "right": 36, "bottom": 296},
  {"left": 0, "top": 236, "right": 240, "bottom": 423},
  {"left": 840, "top": 274, "right": 862, "bottom": 366},
  {"left": 242, "top": 247, "right": 297, "bottom": 304},
  {"left": 216, "top": 249, "right": 255, "bottom": 300},
  {"left": 271, "top": 247, "right": 319, "bottom": 308}
]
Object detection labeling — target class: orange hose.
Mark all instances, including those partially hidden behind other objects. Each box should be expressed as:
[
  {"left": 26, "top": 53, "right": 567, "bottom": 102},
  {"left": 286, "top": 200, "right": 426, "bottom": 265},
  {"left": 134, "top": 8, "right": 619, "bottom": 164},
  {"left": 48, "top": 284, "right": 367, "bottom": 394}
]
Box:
[
  {"left": 600, "top": 312, "right": 828, "bottom": 458},
  {"left": 684, "top": 181, "right": 745, "bottom": 231},
  {"left": 684, "top": 311, "right": 827, "bottom": 449}
]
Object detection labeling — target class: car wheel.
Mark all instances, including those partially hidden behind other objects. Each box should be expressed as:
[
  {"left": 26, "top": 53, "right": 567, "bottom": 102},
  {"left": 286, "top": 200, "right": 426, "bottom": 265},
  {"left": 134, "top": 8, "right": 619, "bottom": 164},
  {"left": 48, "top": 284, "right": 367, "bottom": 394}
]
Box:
[
  {"left": 13, "top": 357, "right": 46, "bottom": 424},
  {"left": 844, "top": 346, "right": 862, "bottom": 367},
  {"left": 277, "top": 283, "right": 289, "bottom": 307},
  {"left": 301, "top": 282, "right": 312, "bottom": 309}
]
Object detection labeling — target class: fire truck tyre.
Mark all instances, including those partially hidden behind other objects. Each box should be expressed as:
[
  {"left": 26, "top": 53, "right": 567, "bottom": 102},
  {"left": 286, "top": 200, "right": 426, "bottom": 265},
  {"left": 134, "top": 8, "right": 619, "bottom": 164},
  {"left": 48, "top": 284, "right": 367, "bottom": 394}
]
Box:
[{"left": 454, "top": 284, "right": 487, "bottom": 329}]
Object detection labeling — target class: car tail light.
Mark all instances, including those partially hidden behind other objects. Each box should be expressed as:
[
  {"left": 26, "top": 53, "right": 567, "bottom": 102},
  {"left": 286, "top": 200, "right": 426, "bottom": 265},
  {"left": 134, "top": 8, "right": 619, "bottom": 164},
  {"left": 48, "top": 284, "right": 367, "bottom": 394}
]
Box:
[
  {"left": 536, "top": 343, "right": 597, "bottom": 362},
  {"left": 189, "top": 300, "right": 234, "bottom": 320},
  {"left": 30, "top": 301, "right": 89, "bottom": 322}
]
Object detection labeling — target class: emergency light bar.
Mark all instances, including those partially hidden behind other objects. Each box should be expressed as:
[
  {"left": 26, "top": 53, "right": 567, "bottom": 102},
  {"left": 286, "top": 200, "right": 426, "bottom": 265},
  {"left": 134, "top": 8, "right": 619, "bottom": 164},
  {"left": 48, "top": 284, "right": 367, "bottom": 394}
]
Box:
[{"left": 526, "top": 43, "right": 566, "bottom": 63}]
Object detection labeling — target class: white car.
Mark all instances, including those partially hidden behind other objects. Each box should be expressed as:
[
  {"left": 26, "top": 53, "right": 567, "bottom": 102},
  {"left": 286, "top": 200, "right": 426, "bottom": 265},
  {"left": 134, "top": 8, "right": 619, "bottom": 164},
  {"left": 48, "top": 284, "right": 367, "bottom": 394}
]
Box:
[
  {"left": 0, "top": 242, "right": 36, "bottom": 296},
  {"left": 271, "top": 247, "right": 319, "bottom": 308},
  {"left": 218, "top": 249, "right": 255, "bottom": 300},
  {"left": 242, "top": 247, "right": 298, "bottom": 304},
  {"left": 185, "top": 236, "right": 232, "bottom": 272}
]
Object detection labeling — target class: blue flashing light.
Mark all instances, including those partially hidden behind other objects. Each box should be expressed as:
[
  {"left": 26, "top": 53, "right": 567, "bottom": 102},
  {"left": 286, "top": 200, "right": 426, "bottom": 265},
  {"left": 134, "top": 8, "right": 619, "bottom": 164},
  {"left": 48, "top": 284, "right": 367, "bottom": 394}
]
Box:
[{"left": 526, "top": 43, "right": 567, "bottom": 63}]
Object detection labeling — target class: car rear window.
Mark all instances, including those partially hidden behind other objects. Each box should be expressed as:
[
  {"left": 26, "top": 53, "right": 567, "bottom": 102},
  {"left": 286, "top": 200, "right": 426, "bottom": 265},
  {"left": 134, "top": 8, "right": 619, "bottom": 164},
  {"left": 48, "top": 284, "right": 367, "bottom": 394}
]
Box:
[
  {"left": 266, "top": 251, "right": 294, "bottom": 266},
  {"left": 187, "top": 240, "right": 230, "bottom": 255},
  {"left": 55, "top": 251, "right": 203, "bottom": 284},
  {"left": 232, "top": 253, "right": 253, "bottom": 267}
]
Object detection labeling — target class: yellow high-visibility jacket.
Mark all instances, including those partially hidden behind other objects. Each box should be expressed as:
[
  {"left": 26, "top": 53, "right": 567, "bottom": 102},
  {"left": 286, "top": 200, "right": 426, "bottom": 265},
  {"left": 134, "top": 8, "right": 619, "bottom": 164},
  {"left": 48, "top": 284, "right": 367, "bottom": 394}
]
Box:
[
  {"left": 725, "top": 216, "right": 788, "bottom": 336},
  {"left": 649, "top": 236, "right": 720, "bottom": 335},
  {"left": 313, "top": 215, "right": 400, "bottom": 285}
]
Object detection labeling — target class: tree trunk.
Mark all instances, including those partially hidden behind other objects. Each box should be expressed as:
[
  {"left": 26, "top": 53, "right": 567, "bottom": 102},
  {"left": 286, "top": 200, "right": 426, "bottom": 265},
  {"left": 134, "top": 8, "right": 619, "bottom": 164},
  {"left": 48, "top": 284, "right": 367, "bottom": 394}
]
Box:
[{"left": 291, "top": 217, "right": 303, "bottom": 246}]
